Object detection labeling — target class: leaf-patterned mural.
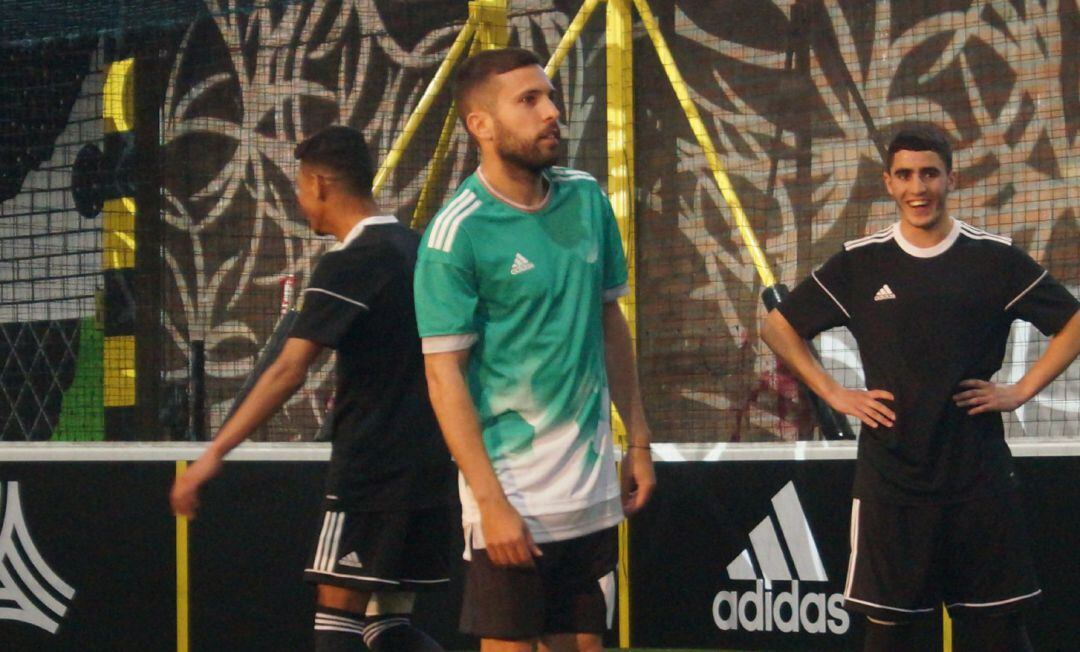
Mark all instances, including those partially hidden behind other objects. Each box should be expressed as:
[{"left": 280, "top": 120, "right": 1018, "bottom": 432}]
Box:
[{"left": 151, "top": 0, "right": 1078, "bottom": 441}]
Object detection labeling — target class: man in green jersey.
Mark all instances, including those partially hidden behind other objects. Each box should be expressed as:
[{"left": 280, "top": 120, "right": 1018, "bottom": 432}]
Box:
[{"left": 413, "top": 48, "right": 656, "bottom": 651}]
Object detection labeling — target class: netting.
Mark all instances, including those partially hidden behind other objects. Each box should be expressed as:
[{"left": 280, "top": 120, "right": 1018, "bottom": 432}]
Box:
[{"left": 1, "top": 1, "right": 1077, "bottom": 442}]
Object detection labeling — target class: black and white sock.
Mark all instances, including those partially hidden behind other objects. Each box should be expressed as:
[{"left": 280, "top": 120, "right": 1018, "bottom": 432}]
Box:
[
  {"left": 363, "top": 615, "right": 444, "bottom": 652},
  {"left": 314, "top": 607, "right": 366, "bottom": 652}
]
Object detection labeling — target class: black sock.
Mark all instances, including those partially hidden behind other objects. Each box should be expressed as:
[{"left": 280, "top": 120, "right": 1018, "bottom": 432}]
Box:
[
  {"left": 953, "top": 612, "right": 1033, "bottom": 652},
  {"left": 314, "top": 606, "right": 366, "bottom": 652},
  {"left": 363, "top": 615, "right": 444, "bottom": 652},
  {"left": 863, "top": 619, "right": 939, "bottom": 652}
]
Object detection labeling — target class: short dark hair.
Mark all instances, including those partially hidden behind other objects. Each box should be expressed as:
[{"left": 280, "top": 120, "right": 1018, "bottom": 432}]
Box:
[
  {"left": 452, "top": 47, "right": 543, "bottom": 120},
  {"left": 294, "top": 125, "right": 375, "bottom": 198},
  {"left": 885, "top": 125, "right": 952, "bottom": 172}
]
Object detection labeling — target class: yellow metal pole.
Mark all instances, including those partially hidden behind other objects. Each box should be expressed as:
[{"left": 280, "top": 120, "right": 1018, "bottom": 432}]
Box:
[
  {"left": 544, "top": 0, "right": 603, "bottom": 79},
  {"left": 630, "top": 0, "right": 776, "bottom": 287},
  {"left": 372, "top": 18, "right": 478, "bottom": 195},
  {"left": 175, "top": 461, "right": 190, "bottom": 652},
  {"left": 474, "top": 0, "right": 509, "bottom": 49},
  {"left": 412, "top": 32, "right": 492, "bottom": 230},
  {"left": 411, "top": 101, "right": 462, "bottom": 230},
  {"left": 606, "top": 1, "right": 637, "bottom": 646},
  {"left": 943, "top": 605, "right": 953, "bottom": 652}
]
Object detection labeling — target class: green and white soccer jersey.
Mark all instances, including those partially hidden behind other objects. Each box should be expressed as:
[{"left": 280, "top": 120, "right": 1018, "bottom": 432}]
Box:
[{"left": 415, "top": 166, "right": 629, "bottom": 543}]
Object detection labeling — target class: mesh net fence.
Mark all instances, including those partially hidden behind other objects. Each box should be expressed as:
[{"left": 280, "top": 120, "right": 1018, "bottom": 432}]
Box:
[{"left": 1, "top": 1, "right": 1077, "bottom": 442}]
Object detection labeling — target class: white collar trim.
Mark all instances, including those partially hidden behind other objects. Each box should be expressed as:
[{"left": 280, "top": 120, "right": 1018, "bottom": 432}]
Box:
[
  {"left": 893, "top": 218, "right": 961, "bottom": 258},
  {"left": 476, "top": 167, "right": 551, "bottom": 213},
  {"left": 334, "top": 215, "right": 398, "bottom": 250}
]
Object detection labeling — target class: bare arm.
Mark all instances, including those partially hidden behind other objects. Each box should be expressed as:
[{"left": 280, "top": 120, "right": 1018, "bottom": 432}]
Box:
[
  {"left": 170, "top": 337, "right": 322, "bottom": 518},
  {"left": 424, "top": 349, "right": 541, "bottom": 567},
  {"left": 761, "top": 309, "right": 895, "bottom": 428},
  {"left": 602, "top": 302, "right": 656, "bottom": 515},
  {"left": 954, "top": 310, "right": 1080, "bottom": 414}
]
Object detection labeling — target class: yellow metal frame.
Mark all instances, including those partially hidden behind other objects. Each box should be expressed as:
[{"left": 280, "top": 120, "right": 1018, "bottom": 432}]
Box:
[
  {"left": 605, "top": 0, "right": 636, "bottom": 646},
  {"left": 176, "top": 461, "right": 190, "bottom": 652},
  {"left": 629, "top": 0, "right": 776, "bottom": 287}
]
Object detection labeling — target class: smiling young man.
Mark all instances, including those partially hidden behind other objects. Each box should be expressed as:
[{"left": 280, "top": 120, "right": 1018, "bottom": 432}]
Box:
[
  {"left": 171, "top": 126, "right": 455, "bottom": 652},
  {"left": 413, "top": 48, "right": 656, "bottom": 652},
  {"left": 762, "top": 125, "right": 1080, "bottom": 651}
]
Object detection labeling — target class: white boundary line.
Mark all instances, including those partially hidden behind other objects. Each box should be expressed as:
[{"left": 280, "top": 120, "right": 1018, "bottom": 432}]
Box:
[{"left": 0, "top": 439, "right": 1078, "bottom": 462}]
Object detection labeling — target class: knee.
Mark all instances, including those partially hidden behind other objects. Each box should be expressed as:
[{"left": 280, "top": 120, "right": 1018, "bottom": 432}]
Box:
[{"left": 316, "top": 584, "right": 370, "bottom": 612}]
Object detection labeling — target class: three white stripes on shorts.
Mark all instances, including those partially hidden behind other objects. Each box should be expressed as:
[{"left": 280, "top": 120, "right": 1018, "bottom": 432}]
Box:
[{"left": 314, "top": 511, "right": 345, "bottom": 572}]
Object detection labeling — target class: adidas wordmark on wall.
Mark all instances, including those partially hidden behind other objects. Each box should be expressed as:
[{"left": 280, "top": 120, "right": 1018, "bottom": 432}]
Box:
[{"left": 712, "top": 481, "right": 850, "bottom": 635}]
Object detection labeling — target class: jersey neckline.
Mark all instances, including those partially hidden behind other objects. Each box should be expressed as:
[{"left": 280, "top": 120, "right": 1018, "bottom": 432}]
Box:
[
  {"left": 475, "top": 166, "right": 553, "bottom": 214},
  {"left": 893, "top": 217, "right": 961, "bottom": 259},
  {"left": 334, "top": 214, "right": 399, "bottom": 250}
]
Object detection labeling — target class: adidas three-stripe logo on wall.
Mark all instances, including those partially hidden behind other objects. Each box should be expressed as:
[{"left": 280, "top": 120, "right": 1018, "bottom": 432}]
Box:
[{"left": 712, "top": 481, "right": 850, "bottom": 635}]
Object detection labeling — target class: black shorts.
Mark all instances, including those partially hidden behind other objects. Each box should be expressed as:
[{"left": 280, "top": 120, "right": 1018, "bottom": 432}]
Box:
[
  {"left": 460, "top": 527, "right": 618, "bottom": 640},
  {"left": 303, "top": 498, "right": 453, "bottom": 593},
  {"left": 843, "top": 491, "right": 1041, "bottom": 621}
]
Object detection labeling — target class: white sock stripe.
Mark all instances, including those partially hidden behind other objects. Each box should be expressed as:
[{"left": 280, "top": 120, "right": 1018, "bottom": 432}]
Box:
[
  {"left": 363, "top": 618, "right": 410, "bottom": 643},
  {"left": 438, "top": 198, "right": 480, "bottom": 252},
  {"left": 429, "top": 190, "right": 476, "bottom": 250},
  {"left": 316, "top": 613, "right": 365, "bottom": 627},
  {"left": 315, "top": 623, "right": 367, "bottom": 635}
]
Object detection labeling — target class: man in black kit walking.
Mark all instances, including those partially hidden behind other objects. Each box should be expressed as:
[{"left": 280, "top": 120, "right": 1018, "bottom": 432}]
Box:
[{"left": 172, "top": 125, "right": 456, "bottom": 652}]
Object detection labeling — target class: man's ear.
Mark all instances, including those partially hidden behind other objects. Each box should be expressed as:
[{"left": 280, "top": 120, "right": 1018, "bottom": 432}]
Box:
[
  {"left": 315, "top": 173, "right": 331, "bottom": 201},
  {"left": 946, "top": 169, "right": 957, "bottom": 191},
  {"left": 466, "top": 109, "right": 493, "bottom": 144}
]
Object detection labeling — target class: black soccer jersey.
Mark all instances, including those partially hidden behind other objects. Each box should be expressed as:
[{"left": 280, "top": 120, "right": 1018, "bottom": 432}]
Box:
[
  {"left": 290, "top": 216, "right": 455, "bottom": 510},
  {"left": 779, "top": 219, "right": 1079, "bottom": 503}
]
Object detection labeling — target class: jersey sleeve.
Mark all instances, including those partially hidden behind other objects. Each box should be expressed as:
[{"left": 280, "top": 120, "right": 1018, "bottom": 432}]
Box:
[
  {"left": 290, "top": 250, "right": 386, "bottom": 349},
  {"left": 1003, "top": 247, "right": 1080, "bottom": 336},
  {"left": 777, "top": 250, "right": 851, "bottom": 339},
  {"left": 414, "top": 222, "right": 480, "bottom": 352},
  {"left": 600, "top": 191, "right": 629, "bottom": 302}
]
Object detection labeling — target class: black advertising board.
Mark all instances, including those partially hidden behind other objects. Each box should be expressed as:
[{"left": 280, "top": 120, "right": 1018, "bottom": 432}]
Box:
[
  {"left": 0, "top": 463, "right": 177, "bottom": 651},
  {"left": 1, "top": 445, "right": 1078, "bottom": 651},
  {"left": 628, "top": 455, "right": 1080, "bottom": 651}
]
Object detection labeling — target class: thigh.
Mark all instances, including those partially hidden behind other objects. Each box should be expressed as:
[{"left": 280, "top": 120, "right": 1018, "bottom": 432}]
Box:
[
  {"left": 460, "top": 544, "right": 545, "bottom": 641},
  {"left": 540, "top": 528, "right": 617, "bottom": 636},
  {"left": 843, "top": 498, "right": 943, "bottom": 622},
  {"left": 942, "top": 491, "right": 1041, "bottom": 618},
  {"left": 304, "top": 501, "right": 452, "bottom": 593}
]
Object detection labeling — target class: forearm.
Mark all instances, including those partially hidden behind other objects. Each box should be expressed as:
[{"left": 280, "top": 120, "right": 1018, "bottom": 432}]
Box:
[
  {"left": 1014, "top": 311, "right": 1080, "bottom": 403},
  {"left": 207, "top": 358, "right": 307, "bottom": 458},
  {"left": 424, "top": 353, "right": 507, "bottom": 507},
  {"left": 761, "top": 310, "right": 844, "bottom": 400},
  {"left": 603, "top": 302, "right": 651, "bottom": 445}
]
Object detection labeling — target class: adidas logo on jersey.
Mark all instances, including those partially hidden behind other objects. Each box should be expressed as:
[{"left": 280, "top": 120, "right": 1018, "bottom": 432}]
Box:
[
  {"left": 712, "top": 482, "right": 849, "bottom": 635},
  {"left": 510, "top": 253, "right": 535, "bottom": 275},
  {"left": 337, "top": 552, "right": 364, "bottom": 569},
  {"left": 873, "top": 284, "right": 896, "bottom": 301}
]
